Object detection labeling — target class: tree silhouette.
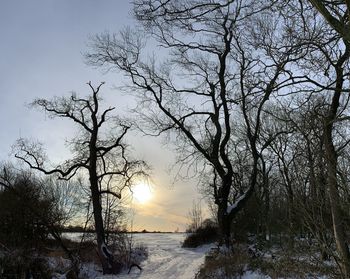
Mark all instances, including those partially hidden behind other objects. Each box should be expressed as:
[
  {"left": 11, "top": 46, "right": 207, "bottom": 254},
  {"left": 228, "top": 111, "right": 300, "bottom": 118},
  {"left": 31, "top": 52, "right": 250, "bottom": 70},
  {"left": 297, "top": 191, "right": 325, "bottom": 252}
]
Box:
[{"left": 15, "top": 82, "right": 147, "bottom": 274}]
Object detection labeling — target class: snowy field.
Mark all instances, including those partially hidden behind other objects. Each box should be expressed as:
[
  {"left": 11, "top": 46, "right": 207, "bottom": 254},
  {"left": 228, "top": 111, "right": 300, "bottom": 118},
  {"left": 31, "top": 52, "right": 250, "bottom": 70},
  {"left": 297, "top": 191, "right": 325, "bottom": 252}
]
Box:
[
  {"left": 64, "top": 233, "right": 212, "bottom": 279},
  {"left": 114, "top": 233, "right": 212, "bottom": 279},
  {"left": 59, "top": 233, "right": 334, "bottom": 279}
]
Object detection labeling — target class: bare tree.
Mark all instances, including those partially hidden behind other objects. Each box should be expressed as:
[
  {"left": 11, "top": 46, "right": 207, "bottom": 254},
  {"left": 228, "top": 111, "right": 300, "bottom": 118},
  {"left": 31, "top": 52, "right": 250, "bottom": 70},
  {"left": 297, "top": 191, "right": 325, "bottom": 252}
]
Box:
[
  {"left": 322, "top": 45, "right": 350, "bottom": 277},
  {"left": 307, "top": 0, "right": 350, "bottom": 43},
  {"left": 14, "top": 82, "right": 147, "bottom": 275},
  {"left": 86, "top": 0, "right": 307, "bottom": 247},
  {"left": 187, "top": 200, "right": 203, "bottom": 232},
  {"left": 0, "top": 166, "right": 81, "bottom": 277},
  {"left": 289, "top": 5, "right": 350, "bottom": 272}
]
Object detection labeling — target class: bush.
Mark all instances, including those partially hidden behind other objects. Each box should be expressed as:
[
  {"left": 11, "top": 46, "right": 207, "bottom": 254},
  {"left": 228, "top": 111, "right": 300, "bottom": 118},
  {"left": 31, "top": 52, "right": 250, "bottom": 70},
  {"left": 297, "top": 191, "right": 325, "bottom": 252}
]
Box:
[
  {"left": 0, "top": 251, "right": 51, "bottom": 279},
  {"left": 196, "top": 247, "right": 250, "bottom": 279},
  {"left": 0, "top": 168, "right": 66, "bottom": 278},
  {"left": 183, "top": 220, "right": 218, "bottom": 248},
  {"left": 0, "top": 172, "right": 62, "bottom": 249},
  {"left": 108, "top": 233, "right": 148, "bottom": 270}
]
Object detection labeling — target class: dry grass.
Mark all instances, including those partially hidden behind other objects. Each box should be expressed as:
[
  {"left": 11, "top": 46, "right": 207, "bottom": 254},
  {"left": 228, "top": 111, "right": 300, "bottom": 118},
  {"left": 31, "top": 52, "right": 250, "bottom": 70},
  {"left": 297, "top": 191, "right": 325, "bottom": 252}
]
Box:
[
  {"left": 250, "top": 255, "right": 337, "bottom": 279},
  {"left": 196, "top": 247, "right": 251, "bottom": 279},
  {"left": 196, "top": 243, "right": 338, "bottom": 279},
  {"left": 44, "top": 235, "right": 148, "bottom": 277},
  {"left": 44, "top": 238, "right": 100, "bottom": 264}
]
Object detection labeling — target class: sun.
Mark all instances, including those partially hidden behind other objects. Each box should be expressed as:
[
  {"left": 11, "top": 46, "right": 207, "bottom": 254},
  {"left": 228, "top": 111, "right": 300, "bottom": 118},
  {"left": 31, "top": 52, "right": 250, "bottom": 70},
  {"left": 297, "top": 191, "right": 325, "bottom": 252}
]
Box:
[{"left": 133, "top": 183, "right": 152, "bottom": 203}]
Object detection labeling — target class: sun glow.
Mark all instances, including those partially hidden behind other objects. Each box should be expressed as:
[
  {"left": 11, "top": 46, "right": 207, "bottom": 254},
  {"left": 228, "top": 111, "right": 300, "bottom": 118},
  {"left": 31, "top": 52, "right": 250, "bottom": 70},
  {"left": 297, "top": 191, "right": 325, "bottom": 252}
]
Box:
[{"left": 133, "top": 183, "right": 152, "bottom": 203}]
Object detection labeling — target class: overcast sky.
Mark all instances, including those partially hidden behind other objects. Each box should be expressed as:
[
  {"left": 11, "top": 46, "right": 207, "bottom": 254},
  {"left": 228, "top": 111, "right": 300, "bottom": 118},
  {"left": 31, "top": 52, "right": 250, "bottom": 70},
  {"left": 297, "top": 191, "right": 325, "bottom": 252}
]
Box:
[{"left": 0, "top": 0, "right": 206, "bottom": 232}]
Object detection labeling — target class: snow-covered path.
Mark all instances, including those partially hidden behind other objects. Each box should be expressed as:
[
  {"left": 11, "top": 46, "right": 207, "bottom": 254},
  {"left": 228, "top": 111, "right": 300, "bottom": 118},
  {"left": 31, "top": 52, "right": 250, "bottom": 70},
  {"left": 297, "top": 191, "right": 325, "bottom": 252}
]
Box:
[{"left": 99, "top": 233, "right": 212, "bottom": 279}]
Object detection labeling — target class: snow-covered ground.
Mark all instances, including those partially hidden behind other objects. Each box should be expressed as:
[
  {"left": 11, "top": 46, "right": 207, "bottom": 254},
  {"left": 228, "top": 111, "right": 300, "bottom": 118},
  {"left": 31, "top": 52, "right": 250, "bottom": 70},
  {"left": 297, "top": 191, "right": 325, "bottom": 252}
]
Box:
[
  {"left": 59, "top": 233, "right": 333, "bottom": 279},
  {"left": 95, "top": 233, "right": 212, "bottom": 279}
]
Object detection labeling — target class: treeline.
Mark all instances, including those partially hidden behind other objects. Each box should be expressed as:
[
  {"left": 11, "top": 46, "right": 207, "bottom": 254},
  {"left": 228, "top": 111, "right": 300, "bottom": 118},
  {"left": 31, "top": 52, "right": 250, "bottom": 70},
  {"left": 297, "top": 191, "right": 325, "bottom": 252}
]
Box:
[
  {"left": 61, "top": 226, "right": 171, "bottom": 234},
  {"left": 225, "top": 95, "right": 350, "bottom": 250}
]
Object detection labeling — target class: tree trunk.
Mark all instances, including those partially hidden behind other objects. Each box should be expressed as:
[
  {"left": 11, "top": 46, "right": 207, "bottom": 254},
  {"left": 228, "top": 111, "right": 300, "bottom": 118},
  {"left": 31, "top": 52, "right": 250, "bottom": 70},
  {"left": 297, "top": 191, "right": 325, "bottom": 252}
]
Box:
[
  {"left": 217, "top": 203, "right": 232, "bottom": 248},
  {"left": 324, "top": 129, "right": 350, "bottom": 277},
  {"left": 216, "top": 157, "right": 258, "bottom": 248},
  {"left": 90, "top": 179, "right": 113, "bottom": 274},
  {"left": 261, "top": 160, "right": 270, "bottom": 242},
  {"left": 323, "top": 46, "right": 350, "bottom": 278},
  {"left": 89, "top": 129, "right": 119, "bottom": 274}
]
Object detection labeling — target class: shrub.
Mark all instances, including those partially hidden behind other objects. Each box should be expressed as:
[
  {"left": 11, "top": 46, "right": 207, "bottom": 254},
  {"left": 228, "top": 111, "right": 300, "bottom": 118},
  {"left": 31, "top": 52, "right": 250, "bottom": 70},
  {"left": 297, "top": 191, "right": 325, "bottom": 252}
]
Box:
[
  {"left": 108, "top": 233, "right": 148, "bottom": 270},
  {"left": 0, "top": 172, "right": 63, "bottom": 250},
  {"left": 196, "top": 242, "right": 338, "bottom": 279},
  {"left": 0, "top": 168, "right": 67, "bottom": 278},
  {"left": 0, "top": 251, "right": 51, "bottom": 279},
  {"left": 196, "top": 247, "right": 250, "bottom": 279},
  {"left": 183, "top": 220, "right": 218, "bottom": 248}
]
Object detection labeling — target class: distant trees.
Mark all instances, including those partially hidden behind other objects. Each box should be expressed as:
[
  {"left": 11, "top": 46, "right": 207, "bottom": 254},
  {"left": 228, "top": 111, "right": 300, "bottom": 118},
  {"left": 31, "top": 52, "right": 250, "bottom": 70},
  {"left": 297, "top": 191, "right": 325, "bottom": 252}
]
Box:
[
  {"left": 15, "top": 82, "right": 147, "bottom": 275},
  {"left": 187, "top": 200, "right": 203, "bottom": 233}
]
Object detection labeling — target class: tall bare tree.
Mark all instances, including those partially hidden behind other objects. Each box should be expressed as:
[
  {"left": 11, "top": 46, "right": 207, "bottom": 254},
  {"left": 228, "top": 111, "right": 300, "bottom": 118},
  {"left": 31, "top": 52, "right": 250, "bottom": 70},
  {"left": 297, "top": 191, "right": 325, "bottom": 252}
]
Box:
[
  {"left": 86, "top": 0, "right": 306, "bottom": 246},
  {"left": 322, "top": 44, "right": 350, "bottom": 277},
  {"left": 15, "top": 82, "right": 147, "bottom": 274}
]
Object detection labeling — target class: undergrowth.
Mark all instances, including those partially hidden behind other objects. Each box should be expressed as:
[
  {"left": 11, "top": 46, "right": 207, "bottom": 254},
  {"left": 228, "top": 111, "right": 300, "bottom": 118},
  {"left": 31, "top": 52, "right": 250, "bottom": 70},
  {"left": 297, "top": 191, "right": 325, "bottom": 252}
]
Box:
[{"left": 196, "top": 240, "right": 338, "bottom": 279}]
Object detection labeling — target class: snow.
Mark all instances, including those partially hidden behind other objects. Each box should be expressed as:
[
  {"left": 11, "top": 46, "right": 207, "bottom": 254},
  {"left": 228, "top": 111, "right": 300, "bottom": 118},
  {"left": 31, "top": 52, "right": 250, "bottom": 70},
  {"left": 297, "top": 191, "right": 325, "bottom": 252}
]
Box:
[
  {"left": 227, "top": 192, "right": 247, "bottom": 214},
  {"left": 62, "top": 232, "right": 94, "bottom": 242},
  {"left": 240, "top": 270, "right": 271, "bottom": 279},
  {"left": 56, "top": 233, "right": 332, "bottom": 279},
  {"left": 101, "top": 242, "right": 112, "bottom": 259},
  {"left": 204, "top": 268, "right": 330, "bottom": 279},
  {"left": 95, "top": 233, "right": 213, "bottom": 279},
  {"left": 205, "top": 266, "right": 272, "bottom": 279}
]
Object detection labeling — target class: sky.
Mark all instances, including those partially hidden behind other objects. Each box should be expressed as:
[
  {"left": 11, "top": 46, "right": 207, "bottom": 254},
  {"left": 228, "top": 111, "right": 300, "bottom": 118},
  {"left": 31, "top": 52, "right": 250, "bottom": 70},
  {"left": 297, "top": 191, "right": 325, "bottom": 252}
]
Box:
[{"left": 0, "top": 0, "right": 207, "bottom": 232}]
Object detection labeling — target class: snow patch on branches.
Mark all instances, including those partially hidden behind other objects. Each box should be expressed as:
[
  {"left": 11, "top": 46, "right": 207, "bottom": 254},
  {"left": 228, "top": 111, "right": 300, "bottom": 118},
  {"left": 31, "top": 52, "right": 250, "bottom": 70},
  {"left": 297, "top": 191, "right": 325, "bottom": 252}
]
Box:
[{"left": 227, "top": 192, "right": 247, "bottom": 214}]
